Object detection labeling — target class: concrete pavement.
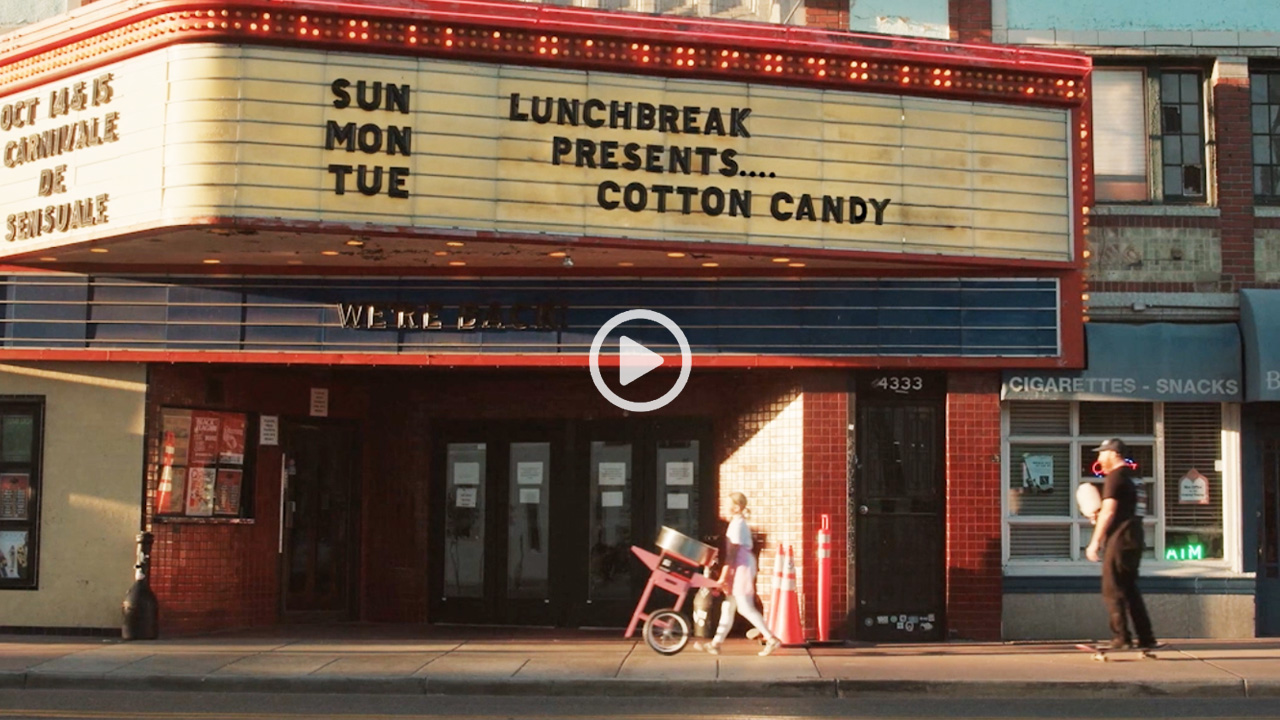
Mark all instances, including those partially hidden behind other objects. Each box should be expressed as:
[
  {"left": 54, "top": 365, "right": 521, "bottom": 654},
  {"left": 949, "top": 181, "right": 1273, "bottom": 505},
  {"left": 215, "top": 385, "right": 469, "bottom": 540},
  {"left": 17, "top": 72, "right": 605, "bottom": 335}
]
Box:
[{"left": 3, "top": 626, "right": 1280, "bottom": 698}]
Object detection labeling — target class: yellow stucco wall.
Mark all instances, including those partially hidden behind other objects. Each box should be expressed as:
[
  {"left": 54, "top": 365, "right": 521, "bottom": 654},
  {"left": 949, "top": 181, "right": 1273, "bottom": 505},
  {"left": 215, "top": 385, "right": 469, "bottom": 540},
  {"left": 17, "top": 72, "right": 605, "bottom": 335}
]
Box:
[{"left": 0, "top": 362, "right": 145, "bottom": 628}]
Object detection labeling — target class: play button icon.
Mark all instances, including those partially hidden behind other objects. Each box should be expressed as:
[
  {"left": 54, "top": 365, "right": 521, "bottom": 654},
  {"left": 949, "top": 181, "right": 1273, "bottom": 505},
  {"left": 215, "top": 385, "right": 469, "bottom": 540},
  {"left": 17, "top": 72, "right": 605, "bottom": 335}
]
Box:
[
  {"left": 589, "top": 309, "right": 692, "bottom": 413},
  {"left": 619, "top": 336, "right": 665, "bottom": 386}
]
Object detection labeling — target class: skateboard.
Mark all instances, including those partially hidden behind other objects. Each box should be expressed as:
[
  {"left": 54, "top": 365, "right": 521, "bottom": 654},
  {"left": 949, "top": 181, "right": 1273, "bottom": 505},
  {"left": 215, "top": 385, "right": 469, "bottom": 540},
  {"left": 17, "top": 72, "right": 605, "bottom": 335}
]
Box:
[{"left": 1074, "top": 642, "right": 1165, "bottom": 661}]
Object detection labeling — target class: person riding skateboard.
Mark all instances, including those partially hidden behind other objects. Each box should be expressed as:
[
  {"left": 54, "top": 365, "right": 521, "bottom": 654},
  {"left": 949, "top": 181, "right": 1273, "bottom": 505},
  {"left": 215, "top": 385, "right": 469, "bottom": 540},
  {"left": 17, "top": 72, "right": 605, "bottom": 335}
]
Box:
[{"left": 1085, "top": 438, "right": 1158, "bottom": 651}]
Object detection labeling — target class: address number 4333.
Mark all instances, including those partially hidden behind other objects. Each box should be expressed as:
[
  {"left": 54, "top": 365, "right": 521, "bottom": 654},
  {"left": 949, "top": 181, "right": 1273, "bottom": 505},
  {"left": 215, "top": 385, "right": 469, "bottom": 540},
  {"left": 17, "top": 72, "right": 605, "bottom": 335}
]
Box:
[{"left": 870, "top": 376, "right": 924, "bottom": 393}]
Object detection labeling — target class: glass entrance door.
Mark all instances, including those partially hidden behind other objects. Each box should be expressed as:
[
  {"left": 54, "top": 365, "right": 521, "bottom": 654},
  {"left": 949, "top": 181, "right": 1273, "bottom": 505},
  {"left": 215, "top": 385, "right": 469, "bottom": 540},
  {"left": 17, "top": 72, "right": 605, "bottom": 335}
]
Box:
[
  {"left": 575, "top": 419, "right": 712, "bottom": 628},
  {"left": 1259, "top": 427, "right": 1280, "bottom": 636},
  {"left": 505, "top": 440, "right": 553, "bottom": 622},
  {"left": 281, "top": 419, "right": 360, "bottom": 620},
  {"left": 586, "top": 439, "right": 634, "bottom": 614},
  {"left": 430, "top": 418, "right": 713, "bottom": 627},
  {"left": 432, "top": 422, "right": 560, "bottom": 625}
]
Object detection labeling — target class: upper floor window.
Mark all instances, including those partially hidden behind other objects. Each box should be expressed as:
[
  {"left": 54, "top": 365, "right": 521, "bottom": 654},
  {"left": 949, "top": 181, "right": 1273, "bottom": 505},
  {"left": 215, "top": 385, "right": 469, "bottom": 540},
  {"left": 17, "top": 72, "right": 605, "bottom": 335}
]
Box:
[
  {"left": 1252, "top": 71, "right": 1280, "bottom": 202},
  {"left": 1093, "top": 68, "right": 1207, "bottom": 204}
]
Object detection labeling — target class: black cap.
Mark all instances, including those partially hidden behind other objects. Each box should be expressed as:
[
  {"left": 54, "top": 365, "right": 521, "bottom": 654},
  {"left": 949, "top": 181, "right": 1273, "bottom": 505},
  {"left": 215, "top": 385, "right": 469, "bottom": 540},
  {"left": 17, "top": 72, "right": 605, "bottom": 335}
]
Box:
[{"left": 1091, "top": 438, "right": 1129, "bottom": 456}]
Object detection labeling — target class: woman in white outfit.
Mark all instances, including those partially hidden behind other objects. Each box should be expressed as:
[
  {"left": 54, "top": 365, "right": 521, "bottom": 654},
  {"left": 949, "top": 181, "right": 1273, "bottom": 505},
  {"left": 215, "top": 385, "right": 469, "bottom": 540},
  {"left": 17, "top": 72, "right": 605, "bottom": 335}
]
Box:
[{"left": 698, "top": 492, "right": 780, "bottom": 656}]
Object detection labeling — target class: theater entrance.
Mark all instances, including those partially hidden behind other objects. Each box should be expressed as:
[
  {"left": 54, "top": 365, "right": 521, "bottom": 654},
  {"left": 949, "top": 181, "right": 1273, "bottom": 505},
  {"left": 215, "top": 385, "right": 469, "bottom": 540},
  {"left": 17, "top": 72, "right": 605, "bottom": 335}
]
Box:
[{"left": 428, "top": 418, "right": 714, "bottom": 627}]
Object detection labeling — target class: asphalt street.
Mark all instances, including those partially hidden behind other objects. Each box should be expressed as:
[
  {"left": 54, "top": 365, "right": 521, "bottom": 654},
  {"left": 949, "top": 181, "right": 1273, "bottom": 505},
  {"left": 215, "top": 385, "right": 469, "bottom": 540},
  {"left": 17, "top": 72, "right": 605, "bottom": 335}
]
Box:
[{"left": 3, "top": 691, "right": 1280, "bottom": 720}]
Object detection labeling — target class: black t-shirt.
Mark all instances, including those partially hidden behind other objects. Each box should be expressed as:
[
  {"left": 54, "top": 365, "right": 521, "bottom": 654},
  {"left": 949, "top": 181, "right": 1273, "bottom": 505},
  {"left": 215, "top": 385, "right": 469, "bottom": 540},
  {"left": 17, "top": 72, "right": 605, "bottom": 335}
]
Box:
[{"left": 1102, "top": 465, "right": 1137, "bottom": 537}]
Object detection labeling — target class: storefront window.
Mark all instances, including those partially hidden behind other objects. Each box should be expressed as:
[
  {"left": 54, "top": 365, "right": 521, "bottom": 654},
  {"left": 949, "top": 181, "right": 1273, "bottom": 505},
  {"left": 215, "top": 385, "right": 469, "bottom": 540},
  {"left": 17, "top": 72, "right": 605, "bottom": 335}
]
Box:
[
  {"left": 0, "top": 399, "right": 42, "bottom": 589},
  {"left": 1005, "top": 401, "right": 1228, "bottom": 565}
]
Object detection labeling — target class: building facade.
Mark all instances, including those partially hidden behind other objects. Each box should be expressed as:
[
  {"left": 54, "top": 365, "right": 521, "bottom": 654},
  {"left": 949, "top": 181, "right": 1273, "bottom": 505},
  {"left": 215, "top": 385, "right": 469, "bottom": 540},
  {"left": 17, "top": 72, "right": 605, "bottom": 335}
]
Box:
[{"left": 5, "top": 0, "right": 1273, "bottom": 642}]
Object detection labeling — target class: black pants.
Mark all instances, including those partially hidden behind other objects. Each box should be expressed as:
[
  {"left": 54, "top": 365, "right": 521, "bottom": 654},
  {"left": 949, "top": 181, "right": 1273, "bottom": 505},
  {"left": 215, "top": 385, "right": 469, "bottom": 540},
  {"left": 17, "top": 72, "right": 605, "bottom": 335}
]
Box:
[{"left": 1101, "top": 519, "right": 1155, "bottom": 646}]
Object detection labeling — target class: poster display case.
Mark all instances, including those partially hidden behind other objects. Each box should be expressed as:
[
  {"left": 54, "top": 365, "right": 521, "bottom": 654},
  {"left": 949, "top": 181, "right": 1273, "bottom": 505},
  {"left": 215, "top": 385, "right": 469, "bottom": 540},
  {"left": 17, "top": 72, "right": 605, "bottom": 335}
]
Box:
[
  {"left": 0, "top": 400, "right": 42, "bottom": 589},
  {"left": 155, "top": 407, "right": 253, "bottom": 519}
]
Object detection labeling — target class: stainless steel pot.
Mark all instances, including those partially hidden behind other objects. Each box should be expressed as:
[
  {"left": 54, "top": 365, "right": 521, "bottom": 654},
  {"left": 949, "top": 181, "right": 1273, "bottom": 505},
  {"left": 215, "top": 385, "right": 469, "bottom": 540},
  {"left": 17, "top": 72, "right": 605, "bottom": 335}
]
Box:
[{"left": 655, "top": 526, "right": 718, "bottom": 567}]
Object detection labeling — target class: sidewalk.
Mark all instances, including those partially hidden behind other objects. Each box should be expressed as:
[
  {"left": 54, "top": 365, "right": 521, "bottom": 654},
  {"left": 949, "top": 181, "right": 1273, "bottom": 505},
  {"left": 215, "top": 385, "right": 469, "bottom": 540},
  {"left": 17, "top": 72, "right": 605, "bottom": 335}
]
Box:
[{"left": 3, "top": 626, "right": 1280, "bottom": 698}]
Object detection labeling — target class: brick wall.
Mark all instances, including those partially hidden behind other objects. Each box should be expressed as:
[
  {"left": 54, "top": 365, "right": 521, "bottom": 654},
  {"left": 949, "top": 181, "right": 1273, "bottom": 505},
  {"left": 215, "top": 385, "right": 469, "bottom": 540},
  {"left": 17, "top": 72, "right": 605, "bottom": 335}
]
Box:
[
  {"left": 1215, "top": 58, "right": 1255, "bottom": 288},
  {"left": 949, "top": 0, "right": 991, "bottom": 43},
  {"left": 803, "top": 0, "right": 848, "bottom": 31},
  {"left": 1257, "top": 225, "right": 1280, "bottom": 283},
  {"left": 944, "top": 372, "right": 1002, "bottom": 641}
]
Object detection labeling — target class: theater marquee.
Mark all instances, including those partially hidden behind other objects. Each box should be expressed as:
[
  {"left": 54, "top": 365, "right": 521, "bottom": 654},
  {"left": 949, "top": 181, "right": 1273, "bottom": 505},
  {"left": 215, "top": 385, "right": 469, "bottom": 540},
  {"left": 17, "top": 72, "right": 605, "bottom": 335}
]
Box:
[{"left": 0, "top": 44, "right": 1073, "bottom": 261}]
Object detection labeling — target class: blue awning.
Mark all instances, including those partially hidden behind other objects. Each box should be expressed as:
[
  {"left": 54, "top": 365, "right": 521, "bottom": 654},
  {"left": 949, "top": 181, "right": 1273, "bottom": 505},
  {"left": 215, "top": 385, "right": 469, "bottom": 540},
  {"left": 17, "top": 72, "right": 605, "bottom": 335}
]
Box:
[
  {"left": 1002, "top": 323, "right": 1241, "bottom": 402},
  {"left": 1241, "top": 289, "right": 1280, "bottom": 402}
]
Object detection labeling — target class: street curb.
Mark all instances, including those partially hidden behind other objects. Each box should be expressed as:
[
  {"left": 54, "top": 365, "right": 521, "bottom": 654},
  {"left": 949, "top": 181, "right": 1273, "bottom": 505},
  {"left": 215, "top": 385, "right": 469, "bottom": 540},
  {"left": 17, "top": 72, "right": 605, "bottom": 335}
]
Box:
[
  {"left": 3, "top": 673, "right": 1261, "bottom": 698},
  {"left": 421, "top": 679, "right": 838, "bottom": 698},
  {"left": 1246, "top": 681, "right": 1280, "bottom": 698},
  {"left": 834, "top": 679, "right": 1248, "bottom": 698},
  {"left": 20, "top": 673, "right": 426, "bottom": 695}
]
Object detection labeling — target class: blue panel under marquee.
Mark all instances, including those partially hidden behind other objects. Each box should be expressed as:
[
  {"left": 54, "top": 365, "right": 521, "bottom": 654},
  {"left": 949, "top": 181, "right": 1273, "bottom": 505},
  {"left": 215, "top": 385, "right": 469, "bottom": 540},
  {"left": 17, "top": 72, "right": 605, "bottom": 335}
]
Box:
[{"left": 0, "top": 275, "right": 1062, "bottom": 358}]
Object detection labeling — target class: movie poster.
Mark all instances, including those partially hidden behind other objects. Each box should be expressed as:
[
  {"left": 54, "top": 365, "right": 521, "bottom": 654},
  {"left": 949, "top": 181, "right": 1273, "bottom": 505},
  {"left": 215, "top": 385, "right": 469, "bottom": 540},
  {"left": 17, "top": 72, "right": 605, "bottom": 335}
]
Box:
[
  {"left": 0, "top": 473, "right": 30, "bottom": 521},
  {"left": 219, "top": 413, "right": 247, "bottom": 466},
  {"left": 188, "top": 411, "right": 222, "bottom": 466},
  {"left": 214, "top": 469, "right": 243, "bottom": 516},
  {"left": 184, "top": 466, "right": 216, "bottom": 517},
  {"left": 0, "top": 530, "right": 29, "bottom": 580},
  {"left": 161, "top": 409, "right": 193, "bottom": 465}
]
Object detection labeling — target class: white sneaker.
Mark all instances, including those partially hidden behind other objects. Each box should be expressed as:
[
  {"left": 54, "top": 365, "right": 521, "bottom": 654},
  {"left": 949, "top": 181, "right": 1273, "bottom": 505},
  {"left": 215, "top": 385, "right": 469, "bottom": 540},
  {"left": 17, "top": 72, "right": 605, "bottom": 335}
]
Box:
[
  {"left": 758, "top": 637, "right": 781, "bottom": 657},
  {"left": 705, "top": 642, "right": 722, "bottom": 655}
]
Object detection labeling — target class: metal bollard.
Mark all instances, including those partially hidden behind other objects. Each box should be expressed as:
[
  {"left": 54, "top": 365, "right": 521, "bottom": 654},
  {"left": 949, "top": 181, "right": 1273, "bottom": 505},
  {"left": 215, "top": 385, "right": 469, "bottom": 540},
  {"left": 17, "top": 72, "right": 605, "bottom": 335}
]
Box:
[
  {"left": 121, "top": 532, "right": 159, "bottom": 640},
  {"left": 816, "top": 514, "right": 832, "bottom": 642}
]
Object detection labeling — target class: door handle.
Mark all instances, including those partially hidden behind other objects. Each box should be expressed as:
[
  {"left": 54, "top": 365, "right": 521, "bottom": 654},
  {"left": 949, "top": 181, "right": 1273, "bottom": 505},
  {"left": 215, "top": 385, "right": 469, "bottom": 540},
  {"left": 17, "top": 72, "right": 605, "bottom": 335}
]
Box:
[{"left": 858, "top": 505, "right": 869, "bottom": 515}]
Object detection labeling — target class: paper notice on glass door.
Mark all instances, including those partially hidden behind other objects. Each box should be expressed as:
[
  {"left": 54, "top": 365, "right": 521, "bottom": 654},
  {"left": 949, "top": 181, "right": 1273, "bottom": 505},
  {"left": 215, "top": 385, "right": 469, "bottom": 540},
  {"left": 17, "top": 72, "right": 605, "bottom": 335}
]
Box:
[
  {"left": 601, "top": 491, "right": 624, "bottom": 508},
  {"left": 666, "top": 493, "right": 689, "bottom": 510},
  {"left": 453, "top": 462, "right": 480, "bottom": 485},
  {"left": 665, "top": 461, "right": 694, "bottom": 486},
  {"left": 519, "top": 488, "right": 540, "bottom": 504},
  {"left": 598, "top": 462, "right": 627, "bottom": 486},
  {"left": 456, "top": 487, "right": 478, "bottom": 508},
  {"left": 517, "top": 462, "right": 543, "bottom": 485}
]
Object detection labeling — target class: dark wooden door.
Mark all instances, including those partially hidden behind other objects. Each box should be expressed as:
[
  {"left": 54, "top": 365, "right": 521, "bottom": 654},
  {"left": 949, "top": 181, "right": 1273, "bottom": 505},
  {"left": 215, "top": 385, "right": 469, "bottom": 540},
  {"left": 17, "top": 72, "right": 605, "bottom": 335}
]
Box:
[
  {"left": 1259, "top": 428, "right": 1280, "bottom": 636},
  {"left": 853, "top": 373, "right": 946, "bottom": 642},
  {"left": 281, "top": 420, "right": 360, "bottom": 619}
]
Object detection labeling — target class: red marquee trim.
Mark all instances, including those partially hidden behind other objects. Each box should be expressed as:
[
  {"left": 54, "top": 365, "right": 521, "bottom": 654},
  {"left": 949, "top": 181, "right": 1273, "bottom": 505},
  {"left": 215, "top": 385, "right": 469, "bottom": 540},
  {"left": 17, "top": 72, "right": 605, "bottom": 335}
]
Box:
[{"left": 1, "top": 0, "right": 1089, "bottom": 105}]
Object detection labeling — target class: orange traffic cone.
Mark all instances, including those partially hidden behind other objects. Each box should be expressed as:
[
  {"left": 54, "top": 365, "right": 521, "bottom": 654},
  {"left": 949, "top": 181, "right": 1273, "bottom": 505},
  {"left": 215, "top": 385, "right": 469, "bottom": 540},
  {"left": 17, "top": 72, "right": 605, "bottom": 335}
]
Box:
[
  {"left": 765, "top": 542, "right": 784, "bottom": 634},
  {"left": 155, "top": 431, "right": 176, "bottom": 513},
  {"left": 773, "top": 544, "right": 804, "bottom": 646}
]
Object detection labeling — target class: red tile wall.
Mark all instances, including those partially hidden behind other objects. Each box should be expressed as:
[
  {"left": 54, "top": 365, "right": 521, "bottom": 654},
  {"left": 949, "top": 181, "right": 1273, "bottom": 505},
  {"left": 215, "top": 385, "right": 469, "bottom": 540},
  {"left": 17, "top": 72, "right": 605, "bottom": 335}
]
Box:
[
  {"left": 801, "top": 375, "right": 849, "bottom": 640},
  {"left": 147, "top": 366, "right": 819, "bottom": 634},
  {"left": 145, "top": 366, "right": 371, "bottom": 635},
  {"left": 944, "top": 371, "right": 1002, "bottom": 641}
]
